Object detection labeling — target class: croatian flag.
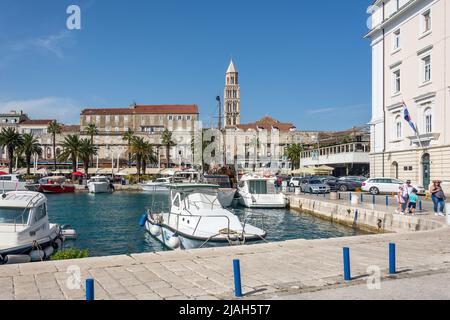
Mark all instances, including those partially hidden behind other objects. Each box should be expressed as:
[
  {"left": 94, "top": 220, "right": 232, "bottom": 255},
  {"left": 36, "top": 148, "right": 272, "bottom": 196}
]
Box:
[{"left": 403, "top": 102, "right": 417, "bottom": 133}]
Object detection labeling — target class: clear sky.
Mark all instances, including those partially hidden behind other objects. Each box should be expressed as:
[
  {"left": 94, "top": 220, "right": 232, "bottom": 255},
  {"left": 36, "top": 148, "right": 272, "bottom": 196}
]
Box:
[{"left": 0, "top": 0, "right": 372, "bottom": 130}]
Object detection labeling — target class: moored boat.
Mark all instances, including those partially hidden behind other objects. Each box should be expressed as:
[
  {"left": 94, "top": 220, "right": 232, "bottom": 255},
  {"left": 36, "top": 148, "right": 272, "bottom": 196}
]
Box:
[
  {"left": 140, "top": 177, "right": 171, "bottom": 192},
  {"left": 203, "top": 175, "right": 236, "bottom": 207},
  {"left": 140, "top": 183, "right": 266, "bottom": 250},
  {"left": 26, "top": 176, "right": 75, "bottom": 194},
  {"left": 0, "top": 174, "right": 28, "bottom": 192},
  {"left": 237, "top": 173, "right": 287, "bottom": 208},
  {"left": 87, "top": 176, "right": 112, "bottom": 194},
  {"left": 0, "top": 191, "right": 65, "bottom": 264}
]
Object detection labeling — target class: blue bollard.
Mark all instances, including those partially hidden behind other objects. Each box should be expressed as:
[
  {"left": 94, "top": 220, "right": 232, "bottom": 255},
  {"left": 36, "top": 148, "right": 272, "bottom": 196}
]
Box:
[
  {"left": 233, "top": 259, "right": 243, "bottom": 297},
  {"left": 360, "top": 193, "right": 363, "bottom": 202},
  {"left": 349, "top": 193, "right": 352, "bottom": 201},
  {"left": 386, "top": 196, "right": 389, "bottom": 206},
  {"left": 373, "top": 195, "right": 376, "bottom": 205},
  {"left": 389, "top": 243, "right": 396, "bottom": 274},
  {"left": 343, "top": 247, "right": 351, "bottom": 281},
  {"left": 86, "top": 279, "right": 94, "bottom": 301},
  {"left": 419, "top": 201, "right": 423, "bottom": 211}
]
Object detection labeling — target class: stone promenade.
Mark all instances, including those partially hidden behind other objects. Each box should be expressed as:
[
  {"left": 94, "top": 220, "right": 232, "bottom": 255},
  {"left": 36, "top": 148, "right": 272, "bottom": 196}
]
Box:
[{"left": 0, "top": 195, "right": 449, "bottom": 300}]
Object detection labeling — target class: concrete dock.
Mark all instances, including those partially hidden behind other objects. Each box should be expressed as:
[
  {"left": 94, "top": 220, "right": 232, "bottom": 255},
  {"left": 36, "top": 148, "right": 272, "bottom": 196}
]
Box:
[{"left": 1, "top": 193, "right": 449, "bottom": 300}]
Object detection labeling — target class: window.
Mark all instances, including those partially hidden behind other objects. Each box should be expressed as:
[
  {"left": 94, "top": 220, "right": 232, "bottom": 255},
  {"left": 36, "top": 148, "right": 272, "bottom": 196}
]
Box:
[
  {"left": 115, "top": 115, "right": 120, "bottom": 123},
  {"left": 393, "top": 30, "right": 400, "bottom": 50},
  {"left": 96, "top": 116, "right": 101, "bottom": 123},
  {"left": 168, "top": 115, "right": 173, "bottom": 121},
  {"left": 422, "top": 10, "right": 431, "bottom": 33},
  {"left": 34, "top": 204, "right": 47, "bottom": 222},
  {"left": 393, "top": 69, "right": 401, "bottom": 94},
  {"left": 85, "top": 116, "right": 91, "bottom": 123},
  {"left": 395, "top": 116, "right": 402, "bottom": 139},
  {"left": 186, "top": 115, "right": 191, "bottom": 121},
  {"left": 422, "top": 55, "right": 431, "bottom": 83},
  {"left": 177, "top": 115, "right": 182, "bottom": 121},
  {"left": 105, "top": 115, "right": 110, "bottom": 123},
  {"left": 424, "top": 108, "right": 432, "bottom": 133},
  {"left": 124, "top": 115, "right": 129, "bottom": 122},
  {"left": 0, "top": 207, "right": 30, "bottom": 224}
]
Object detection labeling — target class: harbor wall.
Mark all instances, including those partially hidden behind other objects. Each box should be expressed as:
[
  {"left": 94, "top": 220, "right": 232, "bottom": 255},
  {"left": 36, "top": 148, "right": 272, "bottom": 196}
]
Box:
[{"left": 288, "top": 195, "right": 444, "bottom": 233}]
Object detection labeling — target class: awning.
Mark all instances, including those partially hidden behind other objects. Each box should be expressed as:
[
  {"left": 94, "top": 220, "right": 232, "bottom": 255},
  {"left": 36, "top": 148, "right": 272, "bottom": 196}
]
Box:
[{"left": 292, "top": 166, "right": 334, "bottom": 175}]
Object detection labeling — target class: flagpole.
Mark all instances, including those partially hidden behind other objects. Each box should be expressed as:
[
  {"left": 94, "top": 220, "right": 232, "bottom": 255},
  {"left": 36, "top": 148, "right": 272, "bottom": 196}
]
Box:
[{"left": 414, "top": 122, "right": 424, "bottom": 149}]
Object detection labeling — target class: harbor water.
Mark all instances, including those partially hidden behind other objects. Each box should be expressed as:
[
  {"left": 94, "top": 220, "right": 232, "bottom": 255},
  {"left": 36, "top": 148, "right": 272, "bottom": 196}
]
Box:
[{"left": 47, "top": 192, "right": 369, "bottom": 257}]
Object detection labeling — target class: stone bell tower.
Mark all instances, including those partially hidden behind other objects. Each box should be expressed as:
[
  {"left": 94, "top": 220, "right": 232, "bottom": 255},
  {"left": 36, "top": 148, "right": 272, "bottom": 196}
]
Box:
[{"left": 224, "top": 60, "right": 240, "bottom": 126}]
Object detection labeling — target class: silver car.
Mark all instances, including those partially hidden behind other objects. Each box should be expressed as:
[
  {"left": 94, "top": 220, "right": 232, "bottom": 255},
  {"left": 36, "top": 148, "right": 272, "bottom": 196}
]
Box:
[{"left": 303, "top": 179, "right": 331, "bottom": 194}]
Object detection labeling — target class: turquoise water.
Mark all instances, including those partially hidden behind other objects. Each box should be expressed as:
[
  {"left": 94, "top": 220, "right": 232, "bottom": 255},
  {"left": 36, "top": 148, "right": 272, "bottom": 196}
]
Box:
[{"left": 46, "top": 192, "right": 368, "bottom": 257}]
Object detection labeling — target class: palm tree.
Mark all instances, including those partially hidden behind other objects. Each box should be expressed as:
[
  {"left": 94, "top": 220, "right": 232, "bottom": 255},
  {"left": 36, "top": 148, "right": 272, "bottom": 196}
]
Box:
[
  {"left": 59, "top": 135, "right": 82, "bottom": 174},
  {"left": 47, "top": 121, "right": 62, "bottom": 171},
  {"left": 85, "top": 123, "right": 99, "bottom": 165},
  {"left": 129, "top": 136, "right": 147, "bottom": 178},
  {"left": 0, "top": 128, "right": 24, "bottom": 174},
  {"left": 78, "top": 138, "right": 97, "bottom": 177},
  {"left": 122, "top": 129, "right": 135, "bottom": 168},
  {"left": 18, "top": 133, "right": 42, "bottom": 175},
  {"left": 285, "top": 143, "right": 303, "bottom": 170},
  {"left": 161, "top": 129, "right": 176, "bottom": 168},
  {"left": 141, "top": 141, "right": 157, "bottom": 175}
]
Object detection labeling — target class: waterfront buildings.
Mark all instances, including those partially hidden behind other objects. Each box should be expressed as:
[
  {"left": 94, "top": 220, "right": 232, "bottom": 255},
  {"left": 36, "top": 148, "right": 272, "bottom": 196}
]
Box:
[{"left": 366, "top": 0, "right": 450, "bottom": 188}]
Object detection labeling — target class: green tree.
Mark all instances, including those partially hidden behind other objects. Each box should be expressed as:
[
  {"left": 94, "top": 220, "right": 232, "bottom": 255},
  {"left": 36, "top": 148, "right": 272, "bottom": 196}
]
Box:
[
  {"left": 129, "top": 136, "right": 147, "bottom": 179},
  {"left": 0, "top": 128, "right": 24, "bottom": 174},
  {"left": 59, "top": 135, "right": 82, "bottom": 174},
  {"left": 18, "top": 133, "right": 42, "bottom": 175},
  {"left": 47, "top": 121, "right": 62, "bottom": 171},
  {"left": 161, "top": 129, "right": 176, "bottom": 168},
  {"left": 285, "top": 143, "right": 303, "bottom": 170},
  {"left": 85, "top": 123, "right": 99, "bottom": 165},
  {"left": 122, "top": 129, "right": 135, "bottom": 168},
  {"left": 78, "top": 138, "right": 97, "bottom": 178},
  {"left": 142, "top": 141, "right": 157, "bottom": 175}
]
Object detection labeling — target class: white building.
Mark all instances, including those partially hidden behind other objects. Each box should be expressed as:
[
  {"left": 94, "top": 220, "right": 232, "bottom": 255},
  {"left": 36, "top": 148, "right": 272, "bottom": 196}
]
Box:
[{"left": 366, "top": 0, "right": 450, "bottom": 188}]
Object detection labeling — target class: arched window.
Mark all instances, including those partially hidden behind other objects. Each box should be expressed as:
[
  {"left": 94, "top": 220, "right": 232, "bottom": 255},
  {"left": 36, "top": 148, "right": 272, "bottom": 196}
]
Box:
[
  {"left": 424, "top": 108, "right": 432, "bottom": 133},
  {"left": 395, "top": 116, "right": 402, "bottom": 139}
]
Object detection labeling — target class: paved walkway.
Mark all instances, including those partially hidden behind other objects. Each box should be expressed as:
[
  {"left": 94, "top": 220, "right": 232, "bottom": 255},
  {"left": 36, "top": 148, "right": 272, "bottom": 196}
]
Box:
[{"left": 0, "top": 197, "right": 449, "bottom": 300}]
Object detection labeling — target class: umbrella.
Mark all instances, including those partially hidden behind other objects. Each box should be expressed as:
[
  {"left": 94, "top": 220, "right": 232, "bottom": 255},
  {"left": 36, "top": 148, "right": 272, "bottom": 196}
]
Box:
[{"left": 72, "top": 171, "right": 84, "bottom": 177}]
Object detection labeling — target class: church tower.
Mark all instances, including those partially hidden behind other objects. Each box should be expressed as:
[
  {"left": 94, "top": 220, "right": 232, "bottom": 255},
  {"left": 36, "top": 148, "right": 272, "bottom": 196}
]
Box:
[{"left": 224, "top": 60, "right": 240, "bottom": 126}]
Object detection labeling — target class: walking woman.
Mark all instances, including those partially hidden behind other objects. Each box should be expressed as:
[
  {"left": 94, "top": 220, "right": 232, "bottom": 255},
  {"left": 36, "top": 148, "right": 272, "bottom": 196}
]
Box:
[{"left": 429, "top": 180, "right": 446, "bottom": 216}]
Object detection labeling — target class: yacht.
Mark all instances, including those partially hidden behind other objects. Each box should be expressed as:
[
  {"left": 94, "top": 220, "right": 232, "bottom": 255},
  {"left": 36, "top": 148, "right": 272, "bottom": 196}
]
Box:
[
  {"left": 140, "top": 177, "right": 171, "bottom": 192},
  {"left": 237, "top": 174, "right": 287, "bottom": 208},
  {"left": 203, "top": 175, "right": 236, "bottom": 207},
  {"left": 0, "top": 174, "right": 28, "bottom": 192},
  {"left": 140, "top": 183, "right": 266, "bottom": 250},
  {"left": 88, "top": 176, "right": 112, "bottom": 194},
  {"left": 0, "top": 191, "right": 64, "bottom": 264}
]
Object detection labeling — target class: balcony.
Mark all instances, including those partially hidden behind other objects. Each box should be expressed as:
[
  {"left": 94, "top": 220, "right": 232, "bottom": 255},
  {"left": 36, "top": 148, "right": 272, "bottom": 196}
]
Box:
[{"left": 300, "top": 142, "right": 370, "bottom": 167}]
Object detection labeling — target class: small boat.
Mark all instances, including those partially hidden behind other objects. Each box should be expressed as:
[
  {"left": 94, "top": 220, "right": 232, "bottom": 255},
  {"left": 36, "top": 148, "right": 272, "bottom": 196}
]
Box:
[
  {"left": 171, "top": 170, "right": 201, "bottom": 183},
  {"left": 140, "top": 177, "right": 171, "bottom": 192},
  {"left": 0, "top": 174, "right": 28, "bottom": 192},
  {"left": 203, "top": 175, "right": 236, "bottom": 207},
  {"left": 0, "top": 191, "right": 64, "bottom": 264},
  {"left": 26, "top": 176, "right": 76, "bottom": 194},
  {"left": 140, "top": 183, "right": 266, "bottom": 250},
  {"left": 88, "top": 176, "right": 112, "bottom": 194},
  {"left": 237, "top": 174, "right": 287, "bottom": 208}
]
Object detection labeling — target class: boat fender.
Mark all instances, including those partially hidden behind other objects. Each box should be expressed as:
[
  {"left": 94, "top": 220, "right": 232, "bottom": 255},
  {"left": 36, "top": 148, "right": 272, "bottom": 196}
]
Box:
[
  {"left": 150, "top": 224, "right": 162, "bottom": 237},
  {"left": 5, "top": 255, "right": 31, "bottom": 264},
  {"left": 167, "top": 234, "right": 181, "bottom": 250},
  {"left": 29, "top": 250, "right": 45, "bottom": 262},
  {"left": 139, "top": 214, "right": 148, "bottom": 227},
  {"left": 44, "top": 246, "right": 54, "bottom": 258},
  {"left": 53, "top": 238, "right": 63, "bottom": 250}
]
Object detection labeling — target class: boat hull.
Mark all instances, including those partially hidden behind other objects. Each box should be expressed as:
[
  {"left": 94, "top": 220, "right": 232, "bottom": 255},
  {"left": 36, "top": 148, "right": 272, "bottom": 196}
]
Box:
[
  {"left": 238, "top": 192, "right": 287, "bottom": 208},
  {"left": 140, "top": 184, "right": 169, "bottom": 192},
  {"left": 38, "top": 184, "right": 76, "bottom": 194},
  {"left": 88, "top": 182, "right": 111, "bottom": 194}
]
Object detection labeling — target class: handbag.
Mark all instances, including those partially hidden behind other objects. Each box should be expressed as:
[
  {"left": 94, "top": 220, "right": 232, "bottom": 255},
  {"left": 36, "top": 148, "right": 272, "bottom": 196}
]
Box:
[{"left": 434, "top": 189, "right": 445, "bottom": 199}]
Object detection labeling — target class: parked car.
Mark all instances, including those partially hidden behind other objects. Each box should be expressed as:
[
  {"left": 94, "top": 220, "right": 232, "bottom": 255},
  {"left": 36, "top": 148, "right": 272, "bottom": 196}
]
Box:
[
  {"left": 289, "top": 176, "right": 302, "bottom": 187},
  {"left": 334, "top": 176, "right": 365, "bottom": 192},
  {"left": 303, "top": 179, "right": 331, "bottom": 194},
  {"left": 362, "top": 178, "right": 426, "bottom": 195}
]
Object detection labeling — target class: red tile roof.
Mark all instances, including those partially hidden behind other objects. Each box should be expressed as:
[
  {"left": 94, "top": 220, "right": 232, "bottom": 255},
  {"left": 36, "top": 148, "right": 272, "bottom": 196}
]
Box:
[
  {"left": 20, "top": 119, "right": 55, "bottom": 125},
  {"left": 229, "top": 116, "right": 296, "bottom": 132},
  {"left": 81, "top": 104, "right": 199, "bottom": 116}
]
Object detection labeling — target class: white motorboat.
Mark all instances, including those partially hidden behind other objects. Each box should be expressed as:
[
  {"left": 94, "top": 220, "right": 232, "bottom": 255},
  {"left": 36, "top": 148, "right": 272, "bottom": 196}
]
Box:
[
  {"left": 140, "top": 177, "right": 171, "bottom": 192},
  {"left": 237, "top": 174, "right": 287, "bottom": 208},
  {"left": 203, "top": 175, "right": 236, "bottom": 207},
  {"left": 171, "top": 170, "right": 201, "bottom": 183},
  {"left": 0, "top": 191, "right": 64, "bottom": 264},
  {"left": 140, "top": 184, "right": 266, "bottom": 250},
  {"left": 0, "top": 174, "right": 28, "bottom": 192},
  {"left": 88, "top": 176, "right": 112, "bottom": 194}
]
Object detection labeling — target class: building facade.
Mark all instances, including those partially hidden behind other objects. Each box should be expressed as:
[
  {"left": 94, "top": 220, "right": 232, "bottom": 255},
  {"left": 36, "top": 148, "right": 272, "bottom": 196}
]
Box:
[
  {"left": 224, "top": 60, "right": 241, "bottom": 126},
  {"left": 366, "top": 0, "right": 450, "bottom": 188},
  {"left": 80, "top": 104, "right": 199, "bottom": 167}
]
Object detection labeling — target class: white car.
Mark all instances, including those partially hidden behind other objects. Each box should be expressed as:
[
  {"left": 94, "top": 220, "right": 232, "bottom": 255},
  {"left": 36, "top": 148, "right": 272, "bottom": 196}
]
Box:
[
  {"left": 289, "top": 177, "right": 303, "bottom": 187},
  {"left": 362, "top": 177, "right": 426, "bottom": 195}
]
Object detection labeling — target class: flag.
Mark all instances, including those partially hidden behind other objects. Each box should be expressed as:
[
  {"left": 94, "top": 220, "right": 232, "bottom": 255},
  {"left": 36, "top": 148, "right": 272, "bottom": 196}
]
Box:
[{"left": 403, "top": 103, "right": 417, "bottom": 133}]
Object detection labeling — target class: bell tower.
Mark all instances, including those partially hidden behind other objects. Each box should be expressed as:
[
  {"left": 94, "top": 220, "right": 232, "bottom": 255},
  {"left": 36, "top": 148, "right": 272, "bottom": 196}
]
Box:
[{"left": 224, "top": 60, "right": 240, "bottom": 126}]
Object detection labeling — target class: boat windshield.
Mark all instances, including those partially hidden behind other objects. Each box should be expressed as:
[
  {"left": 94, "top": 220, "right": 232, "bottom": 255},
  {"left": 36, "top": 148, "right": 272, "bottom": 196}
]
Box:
[
  {"left": 0, "top": 207, "right": 30, "bottom": 225},
  {"left": 204, "top": 176, "right": 231, "bottom": 188},
  {"left": 180, "top": 190, "right": 222, "bottom": 210}
]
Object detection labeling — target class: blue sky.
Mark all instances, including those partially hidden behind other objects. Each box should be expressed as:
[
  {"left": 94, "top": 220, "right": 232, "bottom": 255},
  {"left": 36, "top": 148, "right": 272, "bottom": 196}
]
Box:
[{"left": 0, "top": 0, "right": 372, "bottom": 130}]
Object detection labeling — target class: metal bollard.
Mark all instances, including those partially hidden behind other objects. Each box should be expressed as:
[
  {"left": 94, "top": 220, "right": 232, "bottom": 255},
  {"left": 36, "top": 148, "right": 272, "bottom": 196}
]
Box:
[
  {"left": 389, "top": 243, "right": 396, "bottom": 274},
  {"left": 338, "top": 193, "right": 341, "bottom": 200},
  {"left": 419, "top": 201, "right": 423, "bottom": 211},
  {"left": 349, "top": 193, "right": 352, "bottom": 202},
  {"left": 86, "top": 279, "right": 94, "bottom": 301},
  {"left": 343, "top": 247, "right": 351, "bottom": 281},
  {"left": 360, "top": 193, "right": 363, "bottom": 202},
  {"left": 386, "top": 196, "right": 389, "bottom": 206},
  {"left": 373, "top": 194, "right": 376, "bottom": 205},
  {"left": 233, "top": 259, "right": 243, "bottom": 297}
]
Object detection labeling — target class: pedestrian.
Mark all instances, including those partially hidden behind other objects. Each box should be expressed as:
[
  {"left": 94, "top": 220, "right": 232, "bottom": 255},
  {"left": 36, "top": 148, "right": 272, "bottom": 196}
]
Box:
[
  {"left": 396, "top": 186, "right": 407, "bottom": 215},
  {"left": 407, "top": 189, "right": 419, "bottom": 215},
  {"left": 429, "top": 180, "right": 446, "bottom": 216},
  {"left": 402, "top": 180, "right": 414, "bottom": 198}
]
